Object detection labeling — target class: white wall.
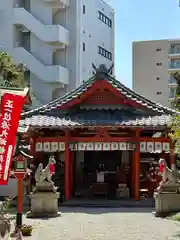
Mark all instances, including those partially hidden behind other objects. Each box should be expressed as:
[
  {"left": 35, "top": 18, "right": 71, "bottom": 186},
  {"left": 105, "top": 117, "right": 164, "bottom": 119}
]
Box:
[
  {"left": 29, "top": 0, "right": 53, "bottom": 103},
  {"left": 30, "top": 74, "right": 52, "bottom": 103},
  {"left": 0, "top": 0, "right": 14, "bottom": 51},
  {"left": 30, "top": 0, "right": 52, "bottom": 24},
  {"left": 65, "top": 0, "right": 81, "bottom": 91},
  {"left": 66, "top": 0, "right": 114, "bottom": 90},
  {"left": 80, "top": 0, "right": 114, "bottom": 85}
]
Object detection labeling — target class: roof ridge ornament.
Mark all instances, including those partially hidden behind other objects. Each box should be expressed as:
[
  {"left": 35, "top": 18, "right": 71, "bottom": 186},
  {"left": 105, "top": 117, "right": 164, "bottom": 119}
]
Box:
[{"left": 92, "top": 63, "right": 114, "bottom": 80}]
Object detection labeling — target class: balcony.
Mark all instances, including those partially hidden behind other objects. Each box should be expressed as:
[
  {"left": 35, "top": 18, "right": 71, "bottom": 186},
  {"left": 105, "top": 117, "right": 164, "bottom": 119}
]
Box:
[
  {"left": 13, "top": 7, "right": 70, "bottom": 45},
  {"left": 169, "top": 87, "right": 176, "bottom": 99},
  {"left": 169, "top": 93, "right": 176, "bottom": 99},
  {"left": 43, "top": 0, "right": 70, "bottom": 7},
  {"left": 169, "top": 48, "right": 180, "bottom": 59},
  {"left": 168, "top": 62, "right": 180, "bottom": 72},
  {"left": 13, "top": 47, "right": 69, "bottom": 85},
  {"left": 168, "top": 77, "right": 177, "bottom": 85}
]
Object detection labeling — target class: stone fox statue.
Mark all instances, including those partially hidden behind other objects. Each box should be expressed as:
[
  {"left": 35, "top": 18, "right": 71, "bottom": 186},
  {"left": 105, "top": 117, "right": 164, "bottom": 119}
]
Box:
[
  {"left": 156, "top": 158, "right": 178, "bottom": 192},
  {"left": 35, "top": 156, "right": 56, "bottom": 184},
  {"left": 159, "top": 158, "right": 177, "bottom": 184}
]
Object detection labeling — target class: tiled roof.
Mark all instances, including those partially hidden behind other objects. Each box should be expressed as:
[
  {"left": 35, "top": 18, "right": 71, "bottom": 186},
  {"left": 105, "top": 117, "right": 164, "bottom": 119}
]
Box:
[
  {"left": 19, "top": 111, "right": 172, "bottom": 128},
  {"left": 21, "top": 74, "right": 176, "bottom": 118},
  {"left": 20, "top": 65, "right": 178, "bottom": 129}
]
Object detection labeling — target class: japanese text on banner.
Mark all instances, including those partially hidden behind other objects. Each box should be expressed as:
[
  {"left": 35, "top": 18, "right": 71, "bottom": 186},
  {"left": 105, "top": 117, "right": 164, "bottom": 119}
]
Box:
[{"left": 0, "top": 93, "right": 25, "bottom": 185}]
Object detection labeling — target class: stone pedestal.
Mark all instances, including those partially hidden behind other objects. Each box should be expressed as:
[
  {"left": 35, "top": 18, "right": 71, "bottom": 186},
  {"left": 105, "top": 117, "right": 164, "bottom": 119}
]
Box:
[
  {"left": 154, "top": 191, "right": 180, "bottom": 217},
  {"left": 32, "top": 182, "right": 57, "bottom": 193},
  {"left": 26, "top": 182, "right": 60, "bottom": 218},
  {"left": 116, "top": 184, "right": 129, "bottom": 198},
  {"left": 159, "top": 183, "right": 179, "bottom": 193}
]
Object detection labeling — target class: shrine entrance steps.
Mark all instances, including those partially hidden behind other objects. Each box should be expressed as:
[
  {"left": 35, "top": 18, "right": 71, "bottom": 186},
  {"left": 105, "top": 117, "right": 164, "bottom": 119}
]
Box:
[{"left": 62, "top": 198, "right": 155, "bottom": 208}]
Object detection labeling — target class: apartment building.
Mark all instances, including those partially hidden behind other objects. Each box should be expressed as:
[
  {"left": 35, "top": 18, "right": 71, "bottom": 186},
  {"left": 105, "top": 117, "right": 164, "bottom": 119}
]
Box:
[
  {"left": 133, "top": 39, "right": 180, "bottom": 108},
  {"left": 0, "top": 0, "right": 114, "bottom": 105}
]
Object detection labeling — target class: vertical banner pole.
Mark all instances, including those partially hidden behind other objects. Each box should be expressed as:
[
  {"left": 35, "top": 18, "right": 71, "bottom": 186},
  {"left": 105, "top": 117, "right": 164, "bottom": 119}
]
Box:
[{"left": 16, "top": 177, "right": 23, "bottom": 227}]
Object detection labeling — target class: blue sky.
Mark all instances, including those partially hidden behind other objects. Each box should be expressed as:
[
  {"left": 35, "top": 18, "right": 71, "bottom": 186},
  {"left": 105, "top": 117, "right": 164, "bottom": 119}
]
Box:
[{"left": 110, "top": 0, "right": 180, "bottom": 88}]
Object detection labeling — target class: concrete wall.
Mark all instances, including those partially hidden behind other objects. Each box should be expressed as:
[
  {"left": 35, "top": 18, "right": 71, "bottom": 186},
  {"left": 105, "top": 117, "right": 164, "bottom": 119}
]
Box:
[{"left": 133, "top": 39, "right": 170, "bottom": 107}]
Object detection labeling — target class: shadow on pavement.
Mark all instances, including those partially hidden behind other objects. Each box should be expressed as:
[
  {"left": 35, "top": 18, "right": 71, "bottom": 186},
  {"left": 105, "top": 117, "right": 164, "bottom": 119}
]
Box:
[{"left": 60, "top": 206, "right": 154, "bottom": 214}]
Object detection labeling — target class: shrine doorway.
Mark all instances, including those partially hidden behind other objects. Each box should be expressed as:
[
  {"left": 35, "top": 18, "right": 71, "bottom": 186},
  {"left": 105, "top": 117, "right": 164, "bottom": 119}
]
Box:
[{"left": 74, "top": 150, "right": 131, "bottom": 199}]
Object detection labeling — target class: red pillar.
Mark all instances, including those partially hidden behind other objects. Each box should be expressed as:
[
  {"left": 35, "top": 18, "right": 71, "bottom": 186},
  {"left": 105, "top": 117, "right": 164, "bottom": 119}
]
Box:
[
  {"left": 70, "top": 151, "right": 75, "bottom": 197},
  {"left": 30, "top": 137, "right": 35, "bottom": 155},
  {"left": 17, "top": 178, "right": 23, "bottom": 214},
  {"left": 16, "top": 173, "right": 24, "bottom": 227},
  {"left": 65, "top": 142, "right": 71, "bottom": 200},
  {"left": 161, "top": 151, "right": 166, "bottom": 159},
  {"left": 134, "top": 129, "right": 140, "bottom": 201},
  {"left": 131, "top": 151, "right": 135, "bottom": 198}
]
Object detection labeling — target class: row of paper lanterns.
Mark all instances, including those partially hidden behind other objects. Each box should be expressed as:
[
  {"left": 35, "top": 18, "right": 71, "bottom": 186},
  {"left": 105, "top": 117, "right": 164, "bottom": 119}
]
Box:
[{"left": 35, "top": 141, "right": 170, "bottom": 152}]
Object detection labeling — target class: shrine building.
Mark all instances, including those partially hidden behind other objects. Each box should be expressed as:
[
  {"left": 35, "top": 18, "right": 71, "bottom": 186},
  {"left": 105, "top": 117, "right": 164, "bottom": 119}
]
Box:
[{"left": 20, "top": 65, "right": 176, "bottom": 201}]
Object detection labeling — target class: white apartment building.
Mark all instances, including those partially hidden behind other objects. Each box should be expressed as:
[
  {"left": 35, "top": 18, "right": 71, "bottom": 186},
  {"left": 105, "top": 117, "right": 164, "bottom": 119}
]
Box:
[
  {"left": 133, "top": 39, "right": 180, "bottom": 108},
  {"left": 0, "top": 0, "right": 114, "bottom": 105}
]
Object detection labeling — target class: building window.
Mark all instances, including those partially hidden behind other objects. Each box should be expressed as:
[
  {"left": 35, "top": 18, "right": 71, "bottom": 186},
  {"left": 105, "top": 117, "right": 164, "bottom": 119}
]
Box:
[
  {"left": 156, "top": 63, "right": 162, "bottom": 66},
  {"left": 157, "top": 92, "right": 162, "bottom": 95},
  {"left": 83, "top": 5, "right": 85, "bottom": 14},
  {"left": 98, "top": 46, "right": 112, "bottom": 60},
  {"left": 98, "top": 11, "right": 112, "bottom": 28},
  {"left": 156, "top": 77, "right": 160, "bottom": 80},
  {"left": 156, "top": 48, "right": 161, "bottom": 52},
  {"left": 83, "top": 43, "right": 85, "bottom": 51}
]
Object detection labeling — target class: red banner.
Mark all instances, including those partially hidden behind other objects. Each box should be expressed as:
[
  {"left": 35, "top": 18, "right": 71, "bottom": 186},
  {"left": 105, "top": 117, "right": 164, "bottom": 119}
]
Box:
[{"left": 0, "top": 93, "right": 25, "bottom": 185}]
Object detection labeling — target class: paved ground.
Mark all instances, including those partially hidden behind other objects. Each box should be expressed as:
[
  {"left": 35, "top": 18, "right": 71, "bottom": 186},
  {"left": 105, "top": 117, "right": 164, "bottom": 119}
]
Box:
[
  {"left": 20, "top": 208, "right": 180, "bottom": 240},
  {"left": 62, "top": 198, "right": 154, "bottom": 208}
]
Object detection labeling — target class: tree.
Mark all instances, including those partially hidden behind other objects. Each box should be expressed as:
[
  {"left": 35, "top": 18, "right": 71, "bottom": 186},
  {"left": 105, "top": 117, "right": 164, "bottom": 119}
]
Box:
[
  {"left": 0, "top": 52, "right": 32, "bottom": 111},
  {"left": 0, "top": 52, "right": 25, "bottom": 88},
  {"left": 168, "top": 72, "right": 180, "bottom": 155}
]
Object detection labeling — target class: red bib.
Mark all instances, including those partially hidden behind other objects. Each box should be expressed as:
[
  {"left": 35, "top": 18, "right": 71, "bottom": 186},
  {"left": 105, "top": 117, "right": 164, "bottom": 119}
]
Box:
[
  {"left": 159, "top": 164, "right": 164, "bottom": 173},
  {"left": 49, "top": 164, "right": 55, "bottom": 175}
]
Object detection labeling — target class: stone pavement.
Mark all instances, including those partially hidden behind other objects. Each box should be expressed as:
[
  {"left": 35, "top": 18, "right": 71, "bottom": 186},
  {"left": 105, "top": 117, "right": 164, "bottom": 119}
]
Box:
[{"left": 22, "top": 207, "right": 180, "bottom": 240}]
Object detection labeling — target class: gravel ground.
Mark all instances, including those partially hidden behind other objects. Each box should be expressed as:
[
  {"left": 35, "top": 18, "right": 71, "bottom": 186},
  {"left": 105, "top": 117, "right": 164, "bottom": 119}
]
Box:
[{"left": 21, "top": 207, "right": 180, "bottom": 240}]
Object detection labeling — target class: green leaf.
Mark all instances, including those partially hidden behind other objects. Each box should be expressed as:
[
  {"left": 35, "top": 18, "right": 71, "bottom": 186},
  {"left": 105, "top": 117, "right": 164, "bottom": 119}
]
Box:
[
  {"left": 168, "top": 72, "right": 180, "bottom": 156},
  {"left": 0, "top": 52, "right": 25, "bottom": 88}
]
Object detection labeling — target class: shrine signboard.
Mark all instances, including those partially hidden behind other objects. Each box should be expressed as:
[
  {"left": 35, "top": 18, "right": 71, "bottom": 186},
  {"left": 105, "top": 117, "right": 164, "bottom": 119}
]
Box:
[{"left": 0, "top": 93, "right": 25, "bottom": 185}]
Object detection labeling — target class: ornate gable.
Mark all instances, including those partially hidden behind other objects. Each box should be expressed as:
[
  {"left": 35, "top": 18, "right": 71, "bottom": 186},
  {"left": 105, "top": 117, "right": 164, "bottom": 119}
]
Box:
[
  {"left": 82, "top": 88, "right": 123, "bottom": 105},
  {"left": 79, "top": 79, "right": 146, "bottom": 109}
]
